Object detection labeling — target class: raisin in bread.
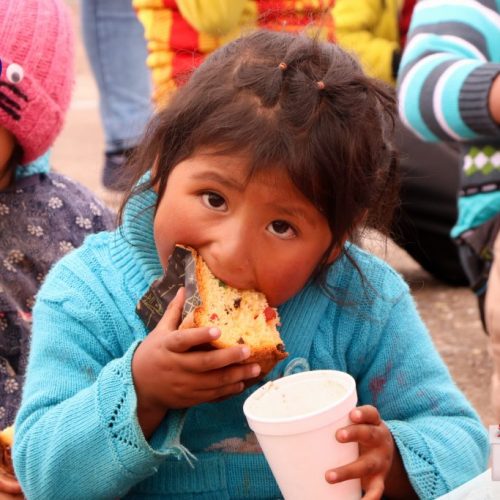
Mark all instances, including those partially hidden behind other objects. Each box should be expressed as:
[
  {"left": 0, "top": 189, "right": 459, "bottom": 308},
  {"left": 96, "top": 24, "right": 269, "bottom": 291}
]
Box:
[{"left": 191, "top": 250, "right": 288, "bottom": 375}]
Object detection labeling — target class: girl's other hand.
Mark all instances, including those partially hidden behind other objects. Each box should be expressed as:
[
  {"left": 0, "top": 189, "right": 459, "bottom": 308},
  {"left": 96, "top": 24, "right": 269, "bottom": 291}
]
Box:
[
  {"left": 325, "top": 405, "right": 394, "bottom": 500},
  {"left": 132, "top": 288, "right": 261, "bottom": 437},
  {"left": 0, "top": 471, "right": 23, "bottom": 499}
]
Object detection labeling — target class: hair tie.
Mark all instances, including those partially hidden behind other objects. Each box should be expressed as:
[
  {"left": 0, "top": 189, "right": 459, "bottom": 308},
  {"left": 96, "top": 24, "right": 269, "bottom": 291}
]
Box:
[
  {"left": 278, "top": 62, "right": 287, "bottom": 71},
  {"left": 316, "top": 81, "right": 325, "bottom": 90}
]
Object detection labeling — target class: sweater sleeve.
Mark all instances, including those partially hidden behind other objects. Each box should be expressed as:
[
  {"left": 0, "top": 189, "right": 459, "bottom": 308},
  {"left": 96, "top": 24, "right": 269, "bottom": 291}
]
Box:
[
  {"left": 333, "top": 0, "right": 399, "bottom": 84},
  {"left": 397, "top": 0, "right": 500, "bottom": 142},
  {"left": 13, "top": 266, "right": 187, "bottom": 499},
  {"left": 354, "top": 288, "right": 489, "bottom": 498}
]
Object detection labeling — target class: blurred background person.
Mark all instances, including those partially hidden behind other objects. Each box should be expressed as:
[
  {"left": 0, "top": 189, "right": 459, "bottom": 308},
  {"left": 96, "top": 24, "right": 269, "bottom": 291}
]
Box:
[
  {"left": 0, "top": 0, "right": 114, "bottom": 495},
  {"left": 397, "top": 0, "right": 500, "bottom": 418},
  {"left": 133, "top": 0, "right": 336, "bottom": 106},
  {"left": 334, "top": 0, "right": 468, "bottom": 286},
  {"left": 81, "top": 0, "right": 153, "bottom": 190}
]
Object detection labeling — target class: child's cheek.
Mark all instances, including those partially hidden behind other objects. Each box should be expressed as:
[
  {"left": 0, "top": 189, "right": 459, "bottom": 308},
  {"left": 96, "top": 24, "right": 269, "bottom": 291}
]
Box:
[{"left": 264, "top": 264, "right": 311, "bottom": 307}]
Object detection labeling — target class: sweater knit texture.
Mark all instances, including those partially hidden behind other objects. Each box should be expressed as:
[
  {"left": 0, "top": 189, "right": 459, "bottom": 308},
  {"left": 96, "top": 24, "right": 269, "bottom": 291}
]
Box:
[
  {"left": 14, "top": 184, "right": 488, "bottom": 499},
  {"left": 333, "top": 0, "right": 404, "bottom": 84},
  {"left": 397, "top": 0, "right": 500, "bottom": 237},
  {"left": 0, "top": 154, "right": 115, "bottom": 428}
]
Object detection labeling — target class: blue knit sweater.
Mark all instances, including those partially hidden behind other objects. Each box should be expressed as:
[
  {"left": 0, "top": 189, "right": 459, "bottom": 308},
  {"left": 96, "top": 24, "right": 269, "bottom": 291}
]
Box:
[{"left": 13, "top": 186, "right": 488, "bottom": 499}]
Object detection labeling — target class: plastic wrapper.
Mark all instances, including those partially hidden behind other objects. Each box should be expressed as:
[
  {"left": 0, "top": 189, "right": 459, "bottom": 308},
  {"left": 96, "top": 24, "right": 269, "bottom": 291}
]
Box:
[{"left": 136, "top": 246, "right": 200, "bottom": 330}]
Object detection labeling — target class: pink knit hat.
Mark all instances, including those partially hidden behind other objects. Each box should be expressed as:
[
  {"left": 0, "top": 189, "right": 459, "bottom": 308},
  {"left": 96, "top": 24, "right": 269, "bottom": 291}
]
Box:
[{"left": 0, "top": 0, "right": 74, "bottom": 164}]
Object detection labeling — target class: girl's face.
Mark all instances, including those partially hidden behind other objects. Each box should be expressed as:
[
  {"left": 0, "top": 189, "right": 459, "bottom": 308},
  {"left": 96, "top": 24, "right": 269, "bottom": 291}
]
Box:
[{"left": 154, "top": 150, "right": 336, "bottom": 306}]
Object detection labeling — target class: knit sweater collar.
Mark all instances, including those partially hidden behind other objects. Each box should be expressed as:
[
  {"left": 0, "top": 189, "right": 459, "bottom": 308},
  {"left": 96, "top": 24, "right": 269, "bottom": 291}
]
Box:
[
  {"left": 110, "top": 186, "right": 163, "bottom": 295},
  {"left": 109, "top": 184, "right": 333, "bottom": 365}
]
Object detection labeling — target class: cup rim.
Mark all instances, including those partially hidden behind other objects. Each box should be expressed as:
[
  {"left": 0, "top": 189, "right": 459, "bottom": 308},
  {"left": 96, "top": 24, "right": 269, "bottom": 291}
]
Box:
[{"left": 243, "top": 369, "right": 356, "bottom": 425}]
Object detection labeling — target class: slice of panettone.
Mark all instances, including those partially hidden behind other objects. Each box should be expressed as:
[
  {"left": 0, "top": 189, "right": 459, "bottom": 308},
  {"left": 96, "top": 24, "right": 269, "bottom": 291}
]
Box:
[{"left": 191, "top": 250, "right": 288, "bottom": 376}]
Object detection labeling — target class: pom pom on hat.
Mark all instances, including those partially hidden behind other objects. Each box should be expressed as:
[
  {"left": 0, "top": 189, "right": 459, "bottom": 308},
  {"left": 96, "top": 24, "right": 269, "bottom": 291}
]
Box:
[{"left": 0, "top": 0, "right": 74, "bottom": 164}]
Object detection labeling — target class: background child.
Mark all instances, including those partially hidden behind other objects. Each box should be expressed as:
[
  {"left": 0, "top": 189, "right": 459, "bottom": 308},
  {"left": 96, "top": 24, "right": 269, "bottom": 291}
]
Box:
[
  {"left": 0, "top": 0, "right": 114, "bottom": 494},
  {"left": 14, "top": 30, "right": 488, "bottom": 499},
  {"left": 133, "top": 0, "right": 336, "bottom": 105},
  {"left": 397, "top": 0, "right": 500, "bottom": 420},
  {"left": 333, "top": 0, "right": 466, "bottom": 288},
  {"left": 80, "top": 0, "right": 153, "bottom": 190}
]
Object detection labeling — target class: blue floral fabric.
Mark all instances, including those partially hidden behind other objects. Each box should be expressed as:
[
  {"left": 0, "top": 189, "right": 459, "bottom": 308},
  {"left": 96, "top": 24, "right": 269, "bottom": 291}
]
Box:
[{"left": 0, "top": 171, "right": 115, "bottom": 428}]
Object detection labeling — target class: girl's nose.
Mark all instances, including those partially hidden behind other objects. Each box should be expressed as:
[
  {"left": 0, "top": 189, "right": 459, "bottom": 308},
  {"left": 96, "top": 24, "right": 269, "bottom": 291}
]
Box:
[{"left": 210, "top": 226, "right": 255, "bottom": 289}]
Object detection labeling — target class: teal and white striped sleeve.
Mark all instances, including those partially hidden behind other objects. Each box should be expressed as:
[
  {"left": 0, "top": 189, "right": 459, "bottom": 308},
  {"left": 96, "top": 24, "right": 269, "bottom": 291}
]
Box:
[{"left": 397, "top": 0, "right": 500, "bottom": 143}]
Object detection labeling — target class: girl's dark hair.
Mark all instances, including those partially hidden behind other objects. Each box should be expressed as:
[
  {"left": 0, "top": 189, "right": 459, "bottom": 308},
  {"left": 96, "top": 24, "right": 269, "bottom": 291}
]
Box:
[{"left": 120, "top": 30, "right": 398, "bottom": 284}]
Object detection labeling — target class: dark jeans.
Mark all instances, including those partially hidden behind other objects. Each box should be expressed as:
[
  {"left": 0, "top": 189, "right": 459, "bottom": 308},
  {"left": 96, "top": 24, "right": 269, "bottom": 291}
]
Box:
[{"left": 391, "top": 120, "right": 468, "bottom": 286}]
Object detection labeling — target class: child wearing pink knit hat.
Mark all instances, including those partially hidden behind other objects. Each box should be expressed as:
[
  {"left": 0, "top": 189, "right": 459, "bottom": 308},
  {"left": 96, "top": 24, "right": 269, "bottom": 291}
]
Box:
[{"left": 0, "top": 0, "right": 114, "bottom": 494}]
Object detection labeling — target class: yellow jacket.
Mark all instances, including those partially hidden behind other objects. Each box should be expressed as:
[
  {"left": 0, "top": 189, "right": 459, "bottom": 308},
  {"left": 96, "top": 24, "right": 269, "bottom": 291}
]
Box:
[
  {"left": 333, "top": 0, "right": 403, "bottom": 84},
  {"left": 133, "top": 0, "right": 335, "bottom": 104}
]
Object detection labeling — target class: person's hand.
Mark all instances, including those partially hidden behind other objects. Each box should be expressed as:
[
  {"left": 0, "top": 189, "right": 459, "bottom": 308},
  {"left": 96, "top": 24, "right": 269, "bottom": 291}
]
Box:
[
  {"left": 0, "top": 471, "right": 23, "bottom": 499},
  {"left": 132, "top": 288, "right": 261, "bottom": 436},
  {"left": 325, "top": 405, "right": 394, "bottom": 500}
]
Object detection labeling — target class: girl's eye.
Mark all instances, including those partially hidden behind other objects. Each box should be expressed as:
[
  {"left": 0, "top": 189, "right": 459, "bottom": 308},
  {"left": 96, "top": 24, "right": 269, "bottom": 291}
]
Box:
[
  {"left": 201, "top": 192, "right": 227, "bottom": 211},
  {"left": 6, "top": 63, "right": 24, "bottom": 84},
  {"left": 267, "top": 220, "right": 296, "bottom": 239}
]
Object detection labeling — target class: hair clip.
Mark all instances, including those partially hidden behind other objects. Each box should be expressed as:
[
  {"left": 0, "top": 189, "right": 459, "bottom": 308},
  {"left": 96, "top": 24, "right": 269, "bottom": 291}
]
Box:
[
  {"left": 316, "top": 81, "right": 325, "bottom": 90},
  {"left": 278, "top": 62, "right": 287, "bottom": 71}
]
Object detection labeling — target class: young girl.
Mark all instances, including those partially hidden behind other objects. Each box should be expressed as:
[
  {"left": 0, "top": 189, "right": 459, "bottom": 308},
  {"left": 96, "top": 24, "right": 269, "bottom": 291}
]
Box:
[
  {"left": 0, "top": 0, "right": 114, "bottom": 496},
  {"left": 14, "top": 30, "right": 488, "bottom": 499}
]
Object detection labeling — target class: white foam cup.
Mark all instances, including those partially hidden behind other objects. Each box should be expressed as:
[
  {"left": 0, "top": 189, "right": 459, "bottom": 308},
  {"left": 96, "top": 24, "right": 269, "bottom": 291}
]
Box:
[{"left": 243, "top": 369, "right": 361, "bottom": 499}]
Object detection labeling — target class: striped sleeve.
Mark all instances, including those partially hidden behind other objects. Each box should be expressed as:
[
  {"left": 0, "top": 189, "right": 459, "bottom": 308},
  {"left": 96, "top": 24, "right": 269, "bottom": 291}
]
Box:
[{"left": 397, "top": 0, "right": 500, "bottom": 142}]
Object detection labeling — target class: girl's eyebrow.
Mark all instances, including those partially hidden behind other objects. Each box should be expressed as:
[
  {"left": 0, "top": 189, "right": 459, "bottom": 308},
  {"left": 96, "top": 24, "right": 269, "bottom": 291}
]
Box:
[
  {"left": 272, "top": 204, "right": 316, "bottom": 226},
  {"left": 191, "top": 171, "right": 245, "bottom": 192}
]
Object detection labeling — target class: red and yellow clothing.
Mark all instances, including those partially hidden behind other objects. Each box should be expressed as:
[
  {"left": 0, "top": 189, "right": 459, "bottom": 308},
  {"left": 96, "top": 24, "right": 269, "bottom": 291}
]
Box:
[
  {"left": 333, "top": 0, "right": 416, "bottom": 85},
  {"left": 133, "top": 0, "right": 335, "bottom": 104}
]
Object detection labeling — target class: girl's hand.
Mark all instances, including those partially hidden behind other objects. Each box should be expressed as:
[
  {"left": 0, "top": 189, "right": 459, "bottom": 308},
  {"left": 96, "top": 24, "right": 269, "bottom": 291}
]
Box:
[
  {"left": 325, "top": 405, "right": 394, "bottom": 500},
  {"left": 132, "top": 288, "right": 261, "bottom": 437}
]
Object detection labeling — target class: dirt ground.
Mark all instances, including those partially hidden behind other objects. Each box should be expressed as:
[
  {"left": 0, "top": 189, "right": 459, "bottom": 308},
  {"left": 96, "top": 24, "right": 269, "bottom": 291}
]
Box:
[{"left": 52, "top": 2, "right": 494, "bottom": 428}]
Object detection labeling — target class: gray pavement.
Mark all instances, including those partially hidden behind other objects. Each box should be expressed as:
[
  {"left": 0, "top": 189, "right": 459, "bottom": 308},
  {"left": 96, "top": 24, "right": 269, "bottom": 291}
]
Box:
[{"left": 51, "top": 2, "right": 493, "bottom": 427}]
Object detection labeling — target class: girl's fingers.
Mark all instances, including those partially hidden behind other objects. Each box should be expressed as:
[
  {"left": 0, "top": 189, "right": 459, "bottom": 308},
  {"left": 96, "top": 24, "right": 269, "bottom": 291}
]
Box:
[
  {"left": 336, "top": 423, "right": 384, "bottom": 446},
  {"left": 350, "top": 406, "right": 381, "bottom": 425},
  {"left": 194, "top": 363, "right": 261, "bottom": 389},
  {"left": 326, "top": 456, "right": 382, "bottom": 485},
  {"left": 362, "top": 477, "right": 385, "bottom": 500},
  {"left": 158, "top": 287, "right": 186, "bottom": 331},
  {"left": 197, "top": 381, "right": 246, "bottom": 402},
  {"left": 165, "top": 325, "right": 221, "bottom": 353},
  {"left": 180, "top": 344, "right": 253, "bottom": 371}
]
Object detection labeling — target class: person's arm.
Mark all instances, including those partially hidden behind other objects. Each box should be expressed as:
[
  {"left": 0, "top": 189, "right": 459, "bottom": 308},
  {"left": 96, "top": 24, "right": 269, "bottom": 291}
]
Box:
[
  {"left": 351, "top": 279, "right": 489, "bottom": 498},
  {"left": 13, "top": 259, "right": 187, "bottom": 499},
  {"left": 333, "top": 0, "right": 400, "bottom": 84},
  {"left": 176, "top": 0, "right": 247, "bottom": 37},
  {"left": 397, "top": 0, "right": 500, "bottom": 143},
  {"left": 489, "top": 74, "right": 500, "bottom": 124}
]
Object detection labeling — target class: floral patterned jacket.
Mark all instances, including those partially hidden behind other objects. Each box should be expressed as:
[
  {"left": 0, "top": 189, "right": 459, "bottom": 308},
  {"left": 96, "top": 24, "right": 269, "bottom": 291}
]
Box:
[{"left": 0, "top": 155, "right": 114, "bottom": 428}]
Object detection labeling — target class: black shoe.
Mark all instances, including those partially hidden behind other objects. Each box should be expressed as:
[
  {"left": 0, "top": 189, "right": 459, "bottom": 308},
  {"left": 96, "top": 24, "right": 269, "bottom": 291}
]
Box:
[{"left": 102, "top": 148, "right": 135, "bottom": 191}]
